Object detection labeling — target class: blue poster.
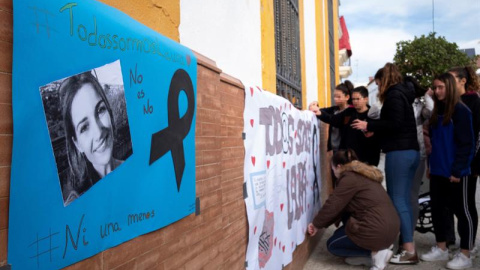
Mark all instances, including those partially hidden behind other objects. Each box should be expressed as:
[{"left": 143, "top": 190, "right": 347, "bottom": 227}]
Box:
[{"left": 9, "top": 0, "right": 197, "bottom": 269}]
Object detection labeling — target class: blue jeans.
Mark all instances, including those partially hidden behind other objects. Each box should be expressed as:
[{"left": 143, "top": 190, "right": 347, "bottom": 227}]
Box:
[
  {"left": 327, "top": 225, "right": 371, "bottom": 257},
  {"left": 385, "top": 150, "right": 420, "bottom": 243}
]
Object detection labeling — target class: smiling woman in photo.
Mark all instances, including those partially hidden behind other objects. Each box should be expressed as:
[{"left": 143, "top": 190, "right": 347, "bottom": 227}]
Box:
[{"left": 60, "top": 71, "right": 124, "bottom": 205}]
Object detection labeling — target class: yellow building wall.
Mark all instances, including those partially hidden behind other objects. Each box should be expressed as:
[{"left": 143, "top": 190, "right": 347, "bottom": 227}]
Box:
[
  {"left": 333, "top": 0, "right": 340, "bottom": 86},
  {"left": 97, "top": 0, "right": 337, "bottom": 109},
  {"left": 323, "top": 0, "right": 332, "bottom": 107},
  {"left": 99, "top": 0, "right": 180, "bottom": 42},
  {"left": 260, "top": 0, "right": 277, "bottom": 94},
  {"left": 261, "top": 0, "right": 338, "bottom": 109},
  {"left": 315, "top": 1, "right": 326, "bottom": 107}
]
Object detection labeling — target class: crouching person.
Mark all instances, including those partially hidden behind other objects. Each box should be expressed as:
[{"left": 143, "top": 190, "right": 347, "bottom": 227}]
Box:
[{"left": 308, "top": 149, "right": 400, "bottom": 270}]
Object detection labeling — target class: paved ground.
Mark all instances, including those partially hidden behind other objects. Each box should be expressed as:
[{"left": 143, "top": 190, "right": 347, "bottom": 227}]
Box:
[{"left": 304, "top": 154, "right": 480, "bottom": 270}]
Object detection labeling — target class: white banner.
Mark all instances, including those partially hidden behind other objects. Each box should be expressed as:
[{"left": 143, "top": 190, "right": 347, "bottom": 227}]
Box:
[{"left": 243, "top": 86, "right": 322, "bottom": 269}]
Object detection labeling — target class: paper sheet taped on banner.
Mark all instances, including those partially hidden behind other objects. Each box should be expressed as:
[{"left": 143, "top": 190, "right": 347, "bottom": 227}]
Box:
[{"left": 249, "top": 171, "right": 267, "bottom": 209}]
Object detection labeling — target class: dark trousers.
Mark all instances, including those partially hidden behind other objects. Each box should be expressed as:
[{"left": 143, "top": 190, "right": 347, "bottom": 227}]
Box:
[
  {"left": 326, "top": 225, "right": 371, "bottom": 258},
  {"left": 430, "top": 175, "right": 478, "bottom": 250}
]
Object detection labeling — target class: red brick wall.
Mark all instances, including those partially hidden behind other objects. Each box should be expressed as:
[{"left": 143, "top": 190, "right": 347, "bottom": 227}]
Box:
[
  {"left": 0, "top": 0, "right": 13, "bottom": 267},
  {"left": 0, "top": 1, "right": 331, "bottom": 268}
]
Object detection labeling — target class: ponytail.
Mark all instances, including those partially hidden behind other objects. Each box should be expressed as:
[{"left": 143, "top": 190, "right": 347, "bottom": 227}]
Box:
[
  {"left": 449, "top": 66, "right": 480, "bottom": 93},
  {"left": 331, "top": 149, "right": 358, "bottom": 167},
  {"left": 335, "top": 80, "right": 354, "bottom": 105}
]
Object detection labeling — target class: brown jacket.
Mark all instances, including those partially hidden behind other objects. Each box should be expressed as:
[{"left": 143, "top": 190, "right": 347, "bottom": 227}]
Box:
[{"left": 312, "top": 161, "right": 400, "bottom": 251}]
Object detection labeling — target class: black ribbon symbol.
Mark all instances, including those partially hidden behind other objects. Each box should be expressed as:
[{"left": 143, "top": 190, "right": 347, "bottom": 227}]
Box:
[
  {"left": 149, "top": 69, "right": 195, "bottom": 191},
  {"left": 312, "top": 126, "right": 319, "bottom": 204}
]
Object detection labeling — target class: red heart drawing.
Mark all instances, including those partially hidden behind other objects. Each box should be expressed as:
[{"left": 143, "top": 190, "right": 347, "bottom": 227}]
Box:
[
  {"left": 294, "top": 131, "right": 297, "bottom": 138},
  {"left": 283, "top": 162, "right": 286, "bottom": 168},
  {"left": 256, "top": 86, "right": 262, "bottom": 91},
  {"left": 280, "top": 203, "right": 284, "bottom": 211},
  {"left": 282, "top": 245, "right": 285, "bottom": 252},
  {"left": 274, "top": 237, "right": 277, "bottom": 246},
  {"left": 250, "top": 87, "right": 254, "bottom": 97},
  {"left": 267, "top": 160, "right": 270, "bottom": 169},
  {"left": 251, "top": 156, "right": 256, "bottom": 166},
  {"left": 250, "top": 119, "right": 254, "bottom": 127},
  {"left": 289, "top": 104, "right": 292, "bottom": 109},
  {"left": 254, "top": 226, "right": 257, "bottom": 234}
]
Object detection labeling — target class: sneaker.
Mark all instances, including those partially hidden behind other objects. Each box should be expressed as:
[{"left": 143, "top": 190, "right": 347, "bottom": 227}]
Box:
[
  {"left": 370, "top": 248, "right": 393, "bottom": 270},
  {"left": 446, "top": 252, "right": 472, "bottom": 269},
  {"left": 470, "top": 245, "right": 478, "bottom": 259},
  {"left": 420, "top": 246, "right": 449, "bottom": 261},
  {"left": 344, "top": 256, "right": 372, "bottom": 267},
  {"left": 389, "top": 250, "right": 419, "bottom": 264}
]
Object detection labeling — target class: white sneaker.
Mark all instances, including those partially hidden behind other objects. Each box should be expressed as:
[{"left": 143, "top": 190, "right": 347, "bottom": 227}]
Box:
[
  {"left": 446, "top": 252, "right": 472, "bottom": 269},
  {"left": 344, "top": 256, "right": 372, "bottom": 266},
  {"left": 370, "top": 248, "right": 393, "bottom": 270},
  {"left": 470, "top": 245, "right": 478, "bottom": 259},
  {"left": 420, "top": 246, "right": 449, "bottom": 261}
]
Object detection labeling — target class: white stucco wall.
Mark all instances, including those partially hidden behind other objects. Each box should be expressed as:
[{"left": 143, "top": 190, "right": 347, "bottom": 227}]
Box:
[
  {"left": 179, "top": 0, "right": 262, "bottom": 86},
  {"left": 304, "top": 0, "right": 319, "bottom": 105}
]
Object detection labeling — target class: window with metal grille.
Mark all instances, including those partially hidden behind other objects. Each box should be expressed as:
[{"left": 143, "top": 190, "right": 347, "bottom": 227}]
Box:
[
  {"left": 328, "top": 0, "right": 336, "bottom": 104},
  {"left": 274, "top": 0, "right": 302, "bottom": 108}
]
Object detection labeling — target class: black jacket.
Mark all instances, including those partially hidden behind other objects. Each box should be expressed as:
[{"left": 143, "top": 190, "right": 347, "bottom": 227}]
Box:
[
  {"left": 320, "top": 106, "right": 345, "bottom": 151},
  {"left": 367, "top": 82, "right": 419, "bottom": 152},
  {"left": 319, "top": 107, "right": 381, "bottom": 166},
  {"left": 461, "top": 92, "right": 480, "bottom": 174}
]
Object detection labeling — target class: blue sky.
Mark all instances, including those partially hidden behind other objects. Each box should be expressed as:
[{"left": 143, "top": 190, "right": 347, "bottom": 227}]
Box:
[{"left": 339, "top": 0, "right": 480, "bottom": 85}]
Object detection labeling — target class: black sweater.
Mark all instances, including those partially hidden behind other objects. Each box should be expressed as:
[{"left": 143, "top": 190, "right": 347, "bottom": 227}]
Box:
[
  {"left": 319, "top": 107, "right": 381, "bottom": 166},
  {"left": 320, "top": 106, "right": 345, "bottom": 151},
  {"left": 461, "top": 92, "right": 480, "bottom": 174},
  {"left": 367, "top": 82, "right": 419, "bottom": 153}
]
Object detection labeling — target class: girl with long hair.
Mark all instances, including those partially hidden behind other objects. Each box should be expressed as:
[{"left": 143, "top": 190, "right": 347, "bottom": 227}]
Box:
[
  {"left": 420, "top": 72, "right": 476, "bottom": 269},
  {"left": 60, "top": 72, "right": 123, "bottom": 205},
  {"left": 351, "top": 63, "right": 420, "bottom": 264}
]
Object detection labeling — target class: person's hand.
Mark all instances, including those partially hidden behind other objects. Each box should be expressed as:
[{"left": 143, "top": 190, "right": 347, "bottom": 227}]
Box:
[
  {"left": 307, "top": 223, "right": 318, "bottom": 236},
  {"left": 449, "top": 175, "right": 460, "bottom": 183},
  {"left": 351, "top": 119, "right": 368, "bottom": 131},
  {"left": 308, "top": 101, "right": 319, "bottom": 110},
  {"left": 363, "top": 131, "right": 374, "bottom": 138},
  {"left": 308, "top": 102, "right": 321, "bottom": 116},
  {"left": 426, "top": 88, "right": 433, "bottom": 97}
]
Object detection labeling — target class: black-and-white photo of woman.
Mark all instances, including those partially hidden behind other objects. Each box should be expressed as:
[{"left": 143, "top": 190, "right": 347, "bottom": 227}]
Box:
[{"left": 40, "top": 60, "right": 132, "bottom": 206}]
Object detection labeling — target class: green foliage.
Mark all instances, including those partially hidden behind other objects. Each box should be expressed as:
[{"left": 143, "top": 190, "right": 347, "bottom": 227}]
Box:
[{"left": 393, "top": 32, "right": 478, "bottom": 88}]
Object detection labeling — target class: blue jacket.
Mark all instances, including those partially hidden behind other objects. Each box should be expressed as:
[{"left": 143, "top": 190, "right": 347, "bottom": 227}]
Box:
[{"left": 429, "top": 102, "right": 474, "bottom": 178}]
